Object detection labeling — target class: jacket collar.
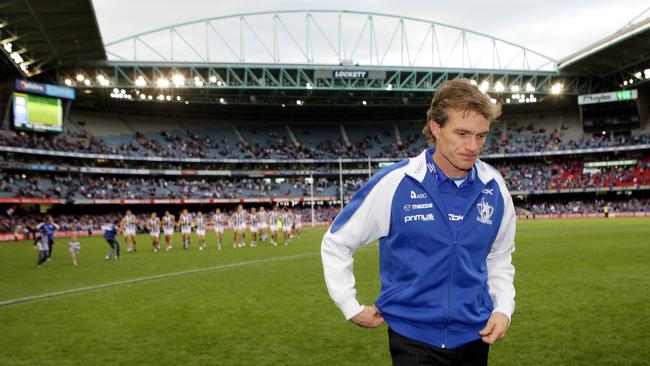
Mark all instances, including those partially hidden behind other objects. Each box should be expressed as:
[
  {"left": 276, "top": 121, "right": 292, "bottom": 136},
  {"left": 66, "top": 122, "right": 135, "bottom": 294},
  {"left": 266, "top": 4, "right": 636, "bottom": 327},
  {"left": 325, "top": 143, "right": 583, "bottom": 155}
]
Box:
[{"left": 404, "top": 147, "right": 494, "bottom": 185}]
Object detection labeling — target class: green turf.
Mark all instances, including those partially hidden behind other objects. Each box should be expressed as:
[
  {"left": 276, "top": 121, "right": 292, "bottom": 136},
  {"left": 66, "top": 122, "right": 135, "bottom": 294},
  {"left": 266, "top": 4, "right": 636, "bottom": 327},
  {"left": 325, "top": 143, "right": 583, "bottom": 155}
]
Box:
[{"left": 0, "top": 218, "right": 649, "bottom": 365}]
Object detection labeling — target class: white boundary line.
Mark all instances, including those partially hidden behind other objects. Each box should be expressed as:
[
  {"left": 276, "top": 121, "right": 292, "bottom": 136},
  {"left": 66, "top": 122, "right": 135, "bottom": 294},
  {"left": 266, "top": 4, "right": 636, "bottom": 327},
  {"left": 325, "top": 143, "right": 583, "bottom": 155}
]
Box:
[{"left": 0, "top": 252, "right": 320, "bottom": 308}]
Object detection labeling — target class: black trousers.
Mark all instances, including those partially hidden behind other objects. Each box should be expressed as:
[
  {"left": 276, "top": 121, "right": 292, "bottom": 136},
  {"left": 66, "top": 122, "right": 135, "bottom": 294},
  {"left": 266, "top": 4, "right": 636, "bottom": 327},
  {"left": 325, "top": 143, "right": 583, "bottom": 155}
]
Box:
[{"left": 388, "top": 328, "right": 489, "bottom": 366}]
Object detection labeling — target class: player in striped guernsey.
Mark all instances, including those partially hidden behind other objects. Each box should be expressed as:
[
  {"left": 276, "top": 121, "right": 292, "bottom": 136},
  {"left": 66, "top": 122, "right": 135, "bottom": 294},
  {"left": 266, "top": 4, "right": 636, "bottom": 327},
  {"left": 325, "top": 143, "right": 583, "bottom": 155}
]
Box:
[
  {"left": 121, "top": 210, "right": 138, "bottom": 253},
  {"left": 281, "top": 207, "right": 294, "bottom": 246},
  {"left": 162, "top": 211, "right": 175, "bottom": 251},
  {"left": 147, "top": 212, "right": 161, "bottom": 252},
  {"left": 249, "top": 207, "right": 259, "bottom": 247},
  {"left": 258, "top": 206, "right": 269, "bottom": 244},
  {"left": 293, "top": 211, "right": 303, "bottom": 238},
  {"left": 212, "top": 208, "right": 224, "bottom": 250},
  {"left": 194, "top": 211, "right": 207, "bottom": 251},
  {"left": 268, "top": 206, "right": 280, "bottom": 246},
  {"left": 178, "top": 209, "right": 192, "bottom": 250},
  {"left": 232, "top": 205, "right": 247, "bottom": 248},
  {"left": 34, "top": 233, "right": 49, "bottom": 267},
  {"left": 68, "top": 234, "right": 81, "bottom": 266}
]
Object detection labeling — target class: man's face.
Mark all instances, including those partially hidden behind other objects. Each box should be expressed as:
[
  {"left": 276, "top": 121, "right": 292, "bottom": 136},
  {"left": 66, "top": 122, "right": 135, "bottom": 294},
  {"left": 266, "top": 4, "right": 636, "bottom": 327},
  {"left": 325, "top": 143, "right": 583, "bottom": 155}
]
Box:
[{"left": 430, "top": 108, "right": 490, "bottom": 176}]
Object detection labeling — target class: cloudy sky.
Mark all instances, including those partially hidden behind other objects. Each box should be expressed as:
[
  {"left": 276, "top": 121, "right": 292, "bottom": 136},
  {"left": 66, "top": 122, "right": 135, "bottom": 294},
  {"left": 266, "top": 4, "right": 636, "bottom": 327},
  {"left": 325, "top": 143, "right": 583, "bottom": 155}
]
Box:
[{"left": 92, "top": 0, "right": 649, "bottom": 65}]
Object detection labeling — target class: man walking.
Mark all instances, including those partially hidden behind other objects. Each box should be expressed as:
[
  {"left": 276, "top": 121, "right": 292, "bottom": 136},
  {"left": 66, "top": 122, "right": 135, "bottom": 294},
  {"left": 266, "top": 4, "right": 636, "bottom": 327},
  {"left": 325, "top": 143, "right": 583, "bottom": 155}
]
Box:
[{"left": 321, "top": 78, "right": 516, "bottom": 365}]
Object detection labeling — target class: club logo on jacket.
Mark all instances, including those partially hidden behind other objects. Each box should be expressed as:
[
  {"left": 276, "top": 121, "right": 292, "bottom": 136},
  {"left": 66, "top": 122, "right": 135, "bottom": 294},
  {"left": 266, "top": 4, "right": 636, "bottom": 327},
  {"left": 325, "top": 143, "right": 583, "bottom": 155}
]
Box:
[
  {"left": 476, "top": 198, "right": 494, "bottom": 225},
  {"left": 410, "top": 190, "right": 427, "bottom": 199}
]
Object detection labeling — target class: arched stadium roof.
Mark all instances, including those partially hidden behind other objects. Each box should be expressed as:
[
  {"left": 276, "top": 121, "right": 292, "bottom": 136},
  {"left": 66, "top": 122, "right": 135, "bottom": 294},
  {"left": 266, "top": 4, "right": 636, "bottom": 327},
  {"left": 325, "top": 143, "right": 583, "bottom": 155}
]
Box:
[{"left": 104, "top": 10, "right": 557, "bottom": 72}]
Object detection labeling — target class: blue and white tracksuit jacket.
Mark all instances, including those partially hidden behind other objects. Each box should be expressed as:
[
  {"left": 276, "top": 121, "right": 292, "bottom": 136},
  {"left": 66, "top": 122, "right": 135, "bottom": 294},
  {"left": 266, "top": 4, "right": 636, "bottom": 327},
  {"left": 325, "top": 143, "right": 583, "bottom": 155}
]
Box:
[{"left": 321, "top": 148, "right": 516, "bottom": 349}]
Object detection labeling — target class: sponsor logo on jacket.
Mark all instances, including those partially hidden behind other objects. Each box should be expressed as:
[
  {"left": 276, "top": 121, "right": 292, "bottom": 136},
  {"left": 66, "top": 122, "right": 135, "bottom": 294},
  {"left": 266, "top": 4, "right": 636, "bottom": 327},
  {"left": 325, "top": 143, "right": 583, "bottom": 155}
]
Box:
[
  {"left": 410, "top": 190, "right": 427, "bottom": 199},
  {"left": 448, "top": 213, "right": 464, "bottom": 221},
  {"left": 404, "top": 203, "right": 433, "bottom": 211},
  {"left": 404, "top": 213, "right": 435, "bottom": 223}
]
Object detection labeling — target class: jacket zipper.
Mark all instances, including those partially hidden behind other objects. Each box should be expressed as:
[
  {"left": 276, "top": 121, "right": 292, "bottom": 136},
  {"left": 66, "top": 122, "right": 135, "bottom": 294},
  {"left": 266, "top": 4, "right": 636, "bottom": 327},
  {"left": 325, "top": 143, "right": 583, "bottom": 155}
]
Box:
[{"left": 441, "top": 182, "right": 486, "bottom": 348}]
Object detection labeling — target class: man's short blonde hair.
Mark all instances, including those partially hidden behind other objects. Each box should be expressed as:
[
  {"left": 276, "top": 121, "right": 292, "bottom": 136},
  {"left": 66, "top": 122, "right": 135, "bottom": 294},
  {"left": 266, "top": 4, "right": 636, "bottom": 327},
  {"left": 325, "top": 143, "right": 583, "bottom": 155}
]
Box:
[{"left": 422, "top": 78, "right": 502, "bottom": 145}]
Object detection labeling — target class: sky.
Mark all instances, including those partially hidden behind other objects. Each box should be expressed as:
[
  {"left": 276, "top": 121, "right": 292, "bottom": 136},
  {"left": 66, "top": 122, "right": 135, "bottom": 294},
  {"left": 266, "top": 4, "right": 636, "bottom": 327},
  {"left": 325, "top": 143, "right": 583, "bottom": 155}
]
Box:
[{"left": 92, "top": 0, "right": 649, "bottom": 66}]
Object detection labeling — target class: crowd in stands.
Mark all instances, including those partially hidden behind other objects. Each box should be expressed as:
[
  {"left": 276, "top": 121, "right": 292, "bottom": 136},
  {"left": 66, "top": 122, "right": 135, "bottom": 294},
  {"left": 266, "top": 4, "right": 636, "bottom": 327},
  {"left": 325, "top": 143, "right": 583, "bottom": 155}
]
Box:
[
  {"left": 0, "top": 173, "right": 365, "bottom": 200},
  {"left": 2, "top": 127, "right": 648, "bottom": 161},
  {"left": 497, "top": 158, "right": 650, "bottom": 192},
  {"left": 483, "top": 129, "right": 650, "bottom": 155},
  {"left": 2, "top": 156, "right": 646, "bottom": 200}
]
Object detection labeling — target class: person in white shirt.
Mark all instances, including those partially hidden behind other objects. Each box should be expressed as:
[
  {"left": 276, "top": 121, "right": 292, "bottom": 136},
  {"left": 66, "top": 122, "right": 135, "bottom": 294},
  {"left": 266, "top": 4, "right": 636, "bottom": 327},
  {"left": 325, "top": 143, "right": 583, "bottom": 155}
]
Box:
[
  {"left": 268, "top": 206, "right": 281, "bottom": 246},
  {"left": 231, "top": 205, "right": 247, "bottom": 248},
  {"left": 162, "top": 211, "right": 175, "bottom": 251},
  {"left": 249, "top": 207, "right": 259, "bottom": 247},
  {"left": 120, "top": 210, "right": 138, "bottom": 253},
  {"left": 147, "top": 212, "right": 161, "bottom": 252},
  {"left": 194, "top": 211, "right": 207, "bottom": 251},
  {"left": 212, "top": 208, "right": 225, "bottom": 250},
  {"left": 68, "top": 234, "right": 81, "bottom": 266},
  {"left": 258, "top": 206, "right": 269, "bottom": 244},
  {"left": 178, "top": 209, "right": 192, "bottom": 250}
]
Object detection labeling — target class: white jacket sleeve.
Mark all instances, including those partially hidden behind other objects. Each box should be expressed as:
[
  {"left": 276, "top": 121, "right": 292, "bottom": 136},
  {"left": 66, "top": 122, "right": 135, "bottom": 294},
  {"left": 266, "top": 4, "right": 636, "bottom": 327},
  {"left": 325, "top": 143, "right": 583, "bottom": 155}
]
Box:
[
  {"left": 321, "top": 173, "right": 397, "bottom": 320},
  {"left": 487, "top": 189, "right": 516, "bottom": 320}
]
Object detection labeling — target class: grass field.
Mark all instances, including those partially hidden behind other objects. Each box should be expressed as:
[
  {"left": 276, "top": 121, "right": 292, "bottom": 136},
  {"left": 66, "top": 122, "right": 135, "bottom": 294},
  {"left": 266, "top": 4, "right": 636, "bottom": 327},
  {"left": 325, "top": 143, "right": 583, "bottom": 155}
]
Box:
[{"left": 0, "top": 218, "right": 649, "bottom": 365}]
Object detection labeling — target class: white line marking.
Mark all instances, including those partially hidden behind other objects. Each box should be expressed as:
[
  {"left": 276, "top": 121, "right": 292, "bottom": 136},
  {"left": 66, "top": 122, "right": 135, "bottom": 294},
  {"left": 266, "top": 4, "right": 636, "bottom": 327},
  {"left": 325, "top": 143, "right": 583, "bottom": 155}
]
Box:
[{"left": 0, "top": 252, "right": 319, "bottom": 308}]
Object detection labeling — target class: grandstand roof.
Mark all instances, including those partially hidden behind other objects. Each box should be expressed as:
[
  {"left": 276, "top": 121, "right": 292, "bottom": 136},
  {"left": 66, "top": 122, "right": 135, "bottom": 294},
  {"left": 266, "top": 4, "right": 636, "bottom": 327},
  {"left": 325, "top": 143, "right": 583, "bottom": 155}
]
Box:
[
  {"left": 0, "top": 0, "right": 106, "bottom": 79},
  {"left": 557, "top": 18, "right": 650, "bottom": 78}
]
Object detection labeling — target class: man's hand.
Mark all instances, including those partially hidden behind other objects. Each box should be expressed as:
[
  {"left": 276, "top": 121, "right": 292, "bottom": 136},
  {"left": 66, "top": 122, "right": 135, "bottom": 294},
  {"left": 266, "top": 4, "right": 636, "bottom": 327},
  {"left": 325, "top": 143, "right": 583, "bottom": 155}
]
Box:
[
  {"left": 479, "top": 312, "right": 509, "bottom": 344},
  {"left": 350, "top": 305, "right": 384, "bottom": 328}
]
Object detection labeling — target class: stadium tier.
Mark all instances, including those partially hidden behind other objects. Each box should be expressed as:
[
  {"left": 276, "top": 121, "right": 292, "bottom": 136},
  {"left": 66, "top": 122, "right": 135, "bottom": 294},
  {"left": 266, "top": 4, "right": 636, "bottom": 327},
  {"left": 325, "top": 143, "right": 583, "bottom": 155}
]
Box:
[
  {"left": 1, "top": 115, "right": 649, "bottom": 161},
  {"left": 1, "top": 156, "right": 648, "bottom": 200}
]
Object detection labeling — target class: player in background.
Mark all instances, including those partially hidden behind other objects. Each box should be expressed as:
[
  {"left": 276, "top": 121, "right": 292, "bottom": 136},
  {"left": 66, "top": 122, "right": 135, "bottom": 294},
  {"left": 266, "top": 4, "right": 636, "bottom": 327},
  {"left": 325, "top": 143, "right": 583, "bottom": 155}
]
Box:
[
  {"left": 194, "top": 211, "right": 207, "bottom": 251},
  {"left": 268, "top": 206, "right": 280, "bottom": 246},
  {"left": 68, "top": 234, "right": 81, "bottom": 266},
  {"left": 102, "top": 220, "right": 120, "bottom": 260},
  {"left": 282, "top": 207, "right": 293, "bottom": 246},
  {"left": 293, "top": 211, "right": 302, "bottom": 238},
  {"left": 232, "top": 205, "right": 247, "bottom": 248},
  {"left": 249, "top": 207, "right": 259, "bottom": 247},
  {"left": 147, "top": 212, "right": 161, "bottom": 252},
  {"left": 178, "top": 209, "right": 192, "bottom": 250},
  {"left": 162, "top": 211, "right": 175, "bottom": 251},
  {"left": 34, "top": 233, "right": 49, "bottom": 267},
  {"left": 36, "top": 215, "right": 59, "bottom": 260},
  {"left": 258, "top": 206, "right": 269, "bottom": 244},
  {"left": 212, "top": 208, "right": 224, "bottom": 250},
  {"left": 121, "top": 210, "right": 138, "bottom": 253}
]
